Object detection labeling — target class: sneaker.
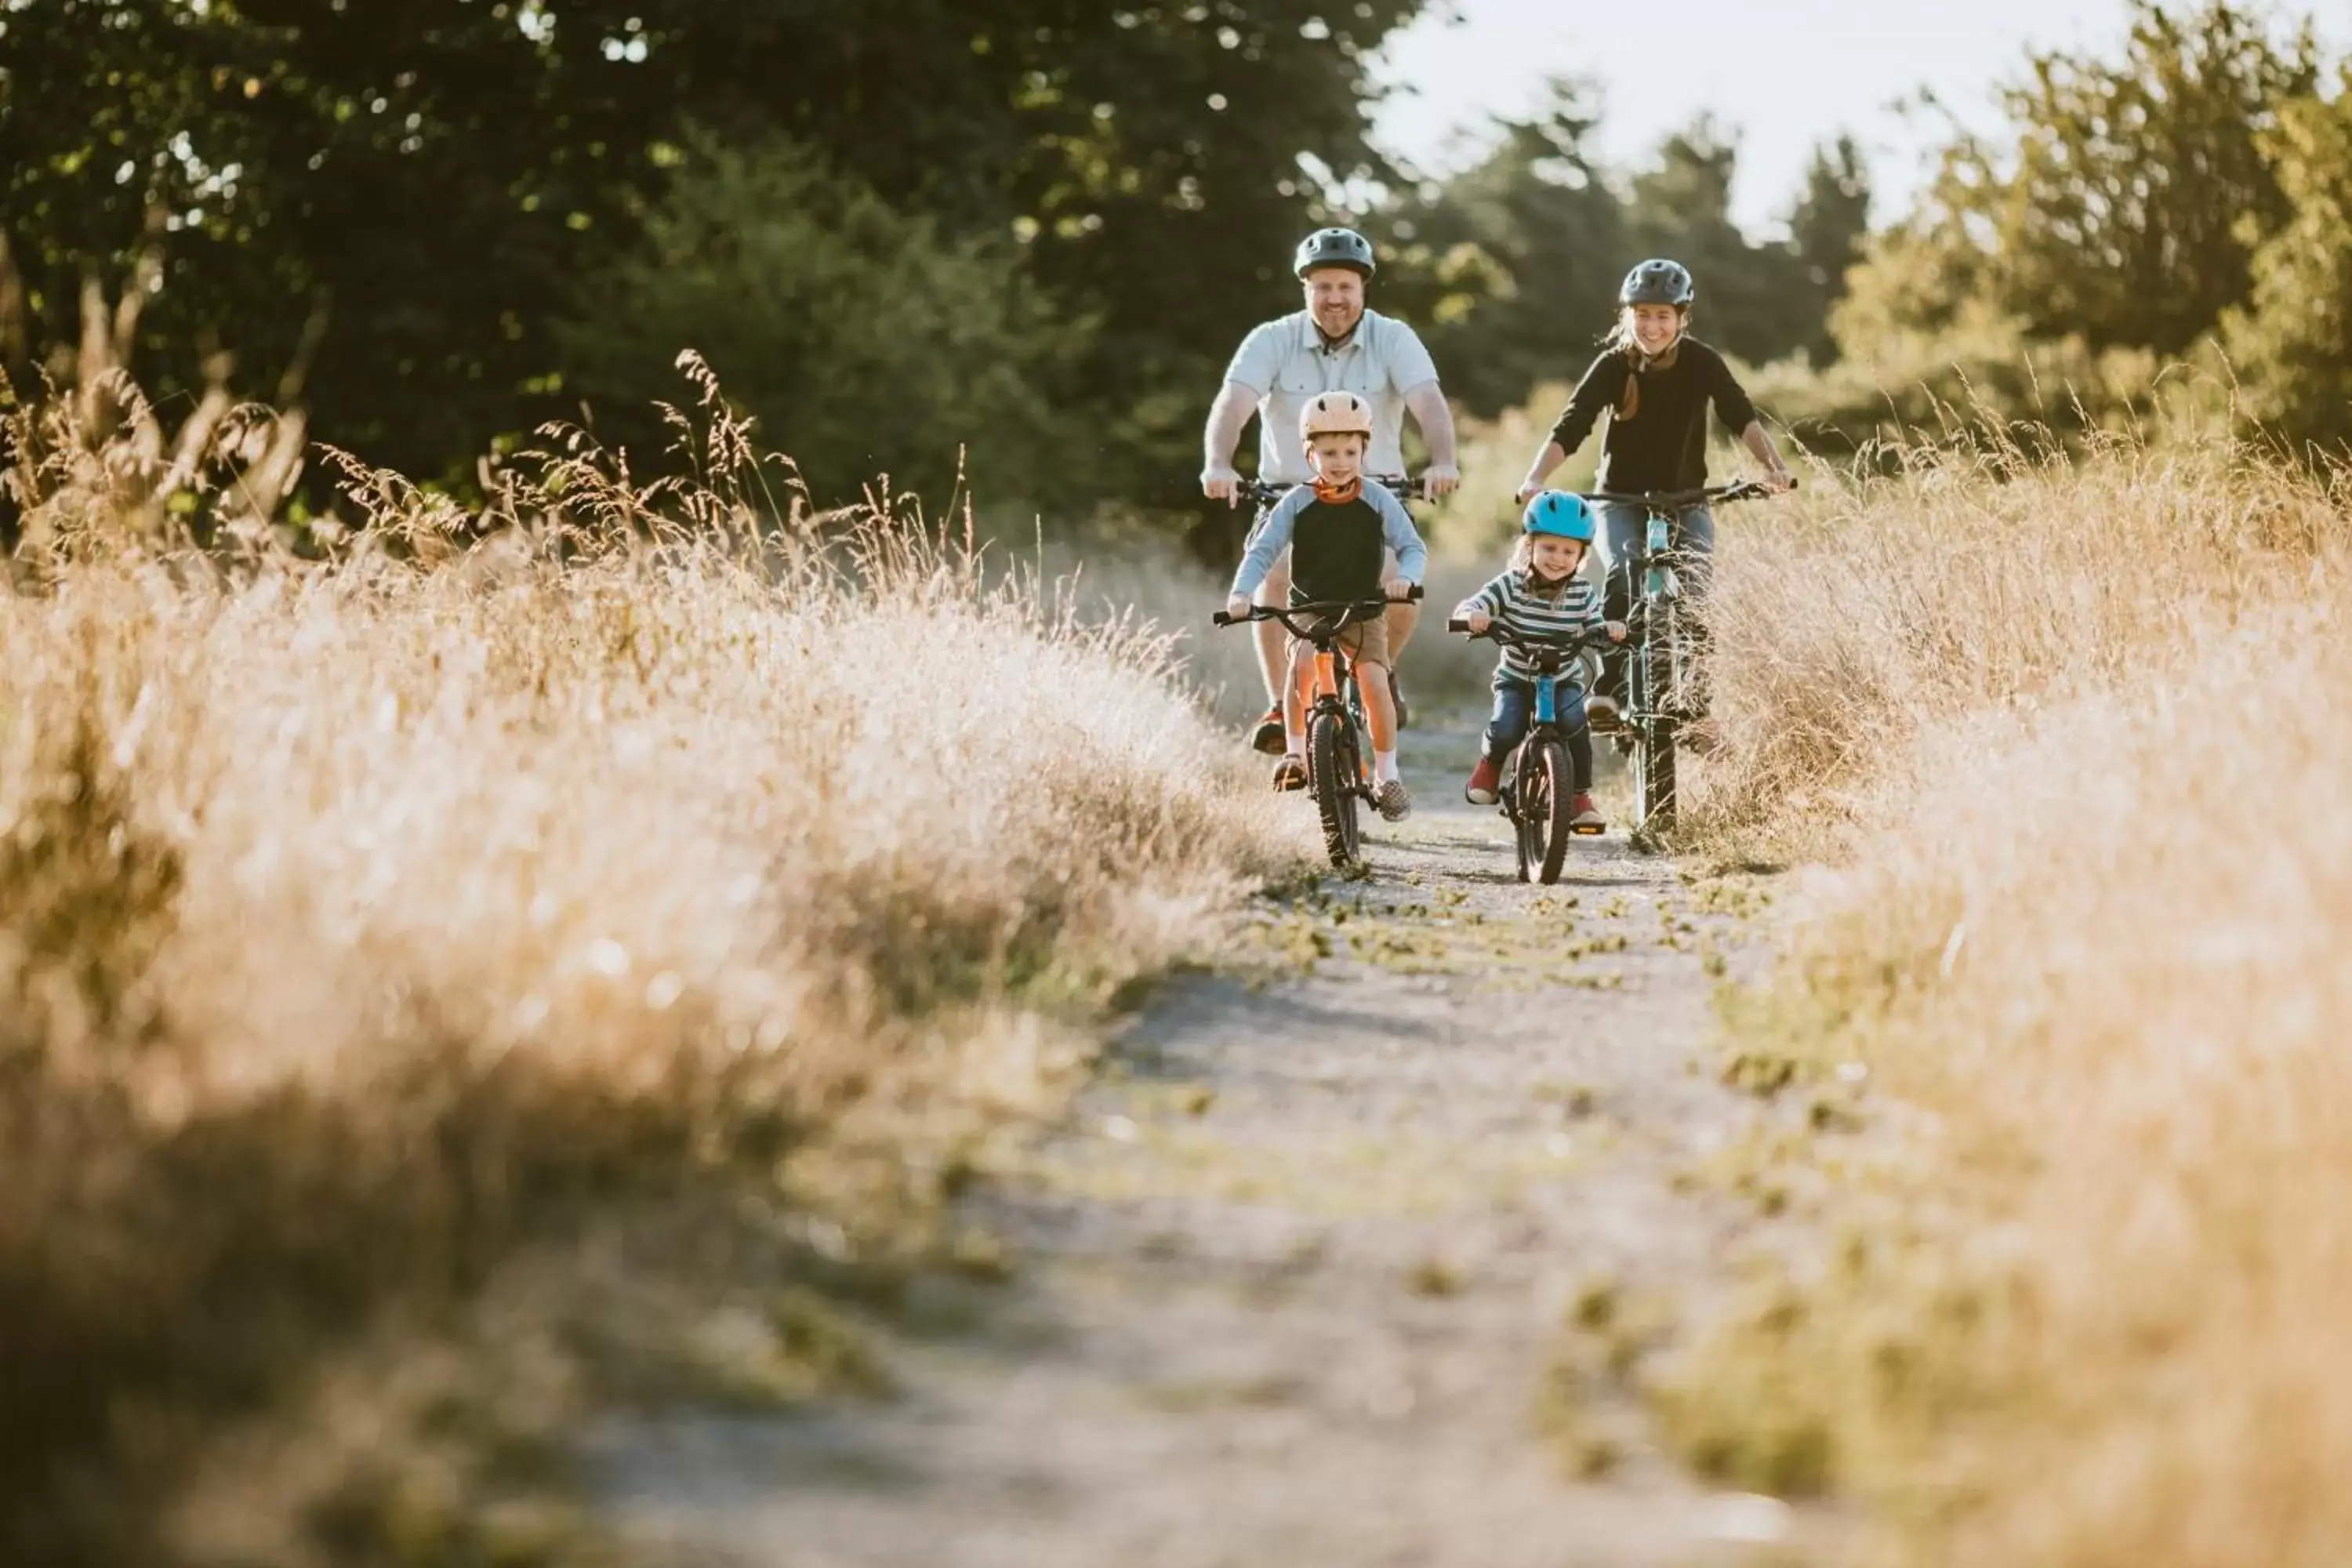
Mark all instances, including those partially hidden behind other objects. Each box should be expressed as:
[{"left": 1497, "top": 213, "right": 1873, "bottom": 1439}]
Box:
[
  {"left": 1388, "top": 669, "right": 1410, "bottom": 731},
  {"left": 1584, "top": 693, "right": 1623, "bottom": 733},
  {"left": 1251, "top": 705, "right": 1287, "bottom": 756},
  {"left": 1271, "top": 754, "right": 1308, "bottom": 792},
  {"left": 1375, "top": 778, "right": 1412, "bottom": 822},
  {"left": 1569, "top": 793, "right": 1605, "bottom": 834},
  {"left": 1465, "top": 756, "right": 1502, "bottom": 806}
]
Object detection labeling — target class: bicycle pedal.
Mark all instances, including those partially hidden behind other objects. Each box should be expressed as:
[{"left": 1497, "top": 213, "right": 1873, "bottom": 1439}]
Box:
[{"left": 1570, "top": 823, "right": 1605, "bottom": 837}]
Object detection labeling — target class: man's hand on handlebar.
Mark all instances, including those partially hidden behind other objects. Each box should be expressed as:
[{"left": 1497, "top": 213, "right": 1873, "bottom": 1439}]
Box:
[
  {"left": 1202, "top": 467, "right": 1242, "bottom": 506},
  {"left": 1421, "top": 463, "right": 1460, "bottom": 499}
]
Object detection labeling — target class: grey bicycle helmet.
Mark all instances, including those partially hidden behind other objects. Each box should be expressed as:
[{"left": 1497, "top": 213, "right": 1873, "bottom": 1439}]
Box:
[
  {"left": 1619, "top": 258, "right": 1696, "bottom": 307},
  {"left": 1294, "top": 227, "right": 1377, "bottom": 279}
]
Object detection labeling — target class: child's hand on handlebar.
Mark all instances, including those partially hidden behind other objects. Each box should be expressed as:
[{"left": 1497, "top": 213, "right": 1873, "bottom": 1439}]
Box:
[
  {"left": 1224, "top": 592, "right": 1252, "bottom": 621},
  {"left": 1464, "top": 608, "right": 1493, "bottom": 633},
  {"left": 1605, "top": 620, "right": 1628, "bottom": 642},
  {"left": 1383, "top": 575, "right": 1415, "bottom": 602}
]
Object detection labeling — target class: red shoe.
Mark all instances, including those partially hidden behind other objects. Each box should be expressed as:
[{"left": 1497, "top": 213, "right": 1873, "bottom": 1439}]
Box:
[
  {"left": 1251, "top": 705, "right": 1287, "bottom": 756},
  {"left": 1465, "top": 756, "right": 1502, "bottom": 806},
  {"left": 1570, "top": 793, "right": 1605, "bottom": 834}
]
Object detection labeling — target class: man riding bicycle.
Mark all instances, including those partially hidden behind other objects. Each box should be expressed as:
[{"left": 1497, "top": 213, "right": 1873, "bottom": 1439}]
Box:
[{"left": 1202, "top": 227, "right": 1461, "bottom": 758}]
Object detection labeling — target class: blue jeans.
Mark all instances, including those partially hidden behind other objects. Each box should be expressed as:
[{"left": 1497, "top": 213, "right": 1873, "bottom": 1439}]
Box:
[
  {"left": 1484, "top": 673, "right": 1595, "bottom": 792},
  {"left": 1594, "top": 503, "right": 1715, "bottom": 706}
]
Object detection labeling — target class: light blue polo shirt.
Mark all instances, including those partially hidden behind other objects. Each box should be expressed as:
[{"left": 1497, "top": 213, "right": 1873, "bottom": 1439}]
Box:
[{"left": 1223, "top": 308, "right": 1441, "bottom": 485}]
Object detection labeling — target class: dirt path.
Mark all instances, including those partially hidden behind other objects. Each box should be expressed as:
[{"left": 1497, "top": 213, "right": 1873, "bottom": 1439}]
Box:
[{"left": 594, "top": 721, "right": 1838, "bottom": 1567}]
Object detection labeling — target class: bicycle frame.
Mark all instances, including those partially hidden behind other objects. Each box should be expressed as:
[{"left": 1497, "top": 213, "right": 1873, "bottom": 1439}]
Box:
[
  {"left": 1579, "top": 480, "right": 1778, "bottom": 832},
  {"left": 1218, "top": 589, "right": 1424, "bottom": 866}
]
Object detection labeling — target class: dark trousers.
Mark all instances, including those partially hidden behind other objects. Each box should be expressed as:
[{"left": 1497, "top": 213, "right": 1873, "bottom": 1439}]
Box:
[{"left": 1484, "top": 673, "right": 1595, "bottom": 792}]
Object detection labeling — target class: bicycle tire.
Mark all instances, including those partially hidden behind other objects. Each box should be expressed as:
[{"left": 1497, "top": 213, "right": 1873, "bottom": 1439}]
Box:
[
  {"left": 1527, "top": 739, "right": 1573, "bottom": 883},
  {"left": 1308, "top": 711, "right": 1361, "bottom": 866},
  {"left": 1628, "top": 601, "right": 1681, "bottom": 835}
]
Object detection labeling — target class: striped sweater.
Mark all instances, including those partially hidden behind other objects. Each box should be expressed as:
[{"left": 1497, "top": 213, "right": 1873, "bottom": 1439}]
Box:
[{"left": 1456, "top": 568, "right": 1604, "bottom": 684}]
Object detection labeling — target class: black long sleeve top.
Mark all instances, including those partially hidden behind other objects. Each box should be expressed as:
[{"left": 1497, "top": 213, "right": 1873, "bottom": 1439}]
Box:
[{"left": 1546, "top": 338, "right": 1758, "bottom": 492}]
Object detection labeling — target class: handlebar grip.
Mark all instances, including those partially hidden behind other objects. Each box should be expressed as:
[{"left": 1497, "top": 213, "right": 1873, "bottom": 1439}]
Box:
[
  {"left": 1212, "top": 612, "right": 1236, "bottom": 627},
  {"left": 1406, "top": 584, "right": 1425, "bottom": 602},
  {"left": 1446, "top": 618, "right": 1472, "bottom": 634}
]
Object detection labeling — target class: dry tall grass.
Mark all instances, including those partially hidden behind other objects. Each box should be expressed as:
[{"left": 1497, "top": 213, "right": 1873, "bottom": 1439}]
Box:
[
  {"left": 0, "top": 367, "right": 1299, "bottom": 1563},
  {"left": 1664, "top": 424, "right": 2352, "bottom": 1563}
]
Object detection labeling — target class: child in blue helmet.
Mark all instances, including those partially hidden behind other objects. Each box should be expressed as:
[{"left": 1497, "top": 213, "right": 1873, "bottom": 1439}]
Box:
[{"left": 1453, "top": 491, "right": 1627, "bottom": 829}]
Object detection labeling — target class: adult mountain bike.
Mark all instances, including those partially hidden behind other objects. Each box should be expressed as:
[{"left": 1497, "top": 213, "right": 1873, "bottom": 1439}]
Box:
[
  {"left": 1215, "top": 586, "right": 1425, "bottom": 866},
  {"left": 1581, "top": 478, "right": 1788, "bottom": 836},
  {"left": 1445, "top": 619, "right": 1620, "bottom": 884}
]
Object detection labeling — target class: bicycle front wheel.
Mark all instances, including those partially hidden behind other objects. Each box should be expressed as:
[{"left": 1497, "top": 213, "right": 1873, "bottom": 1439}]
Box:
[
  {"left": 1308, "top": 710, "right": 1362, "bottom": 866},
  {"left": 1521, "top": 739, "right": 1573, "bottom": 884}
]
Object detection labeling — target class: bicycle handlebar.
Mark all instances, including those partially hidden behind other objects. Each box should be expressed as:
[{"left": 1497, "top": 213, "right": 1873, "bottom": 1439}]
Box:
[
  {"left": 1580, "top": 477, "right": 1795, "bottom": 509},
  {"left": 1445, "top": 619, "right": 1617, "bottom": 649},
  {"left": 1214, "top": 584, "right": 1425, "bottom": 635},
  {"left": 1234, "top": 474, "right": 1434, "bottom": 508}
]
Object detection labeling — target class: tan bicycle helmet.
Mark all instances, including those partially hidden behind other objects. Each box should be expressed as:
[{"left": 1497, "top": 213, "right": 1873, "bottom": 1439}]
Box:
[{"left": 1298, "top": 390, "right": 1374, "bottom": 443}]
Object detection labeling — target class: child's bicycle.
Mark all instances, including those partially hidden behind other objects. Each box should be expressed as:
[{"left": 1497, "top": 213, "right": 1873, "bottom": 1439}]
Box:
[
  {"left": 1214, "top": 585, "right": 1426, "bottom": 867},
  {"left": 1581, "top": 477, "right": 1791, "bottom": 837},
  {"left": 1445, "top": 619, "right": 1621, "bottom": 884}
]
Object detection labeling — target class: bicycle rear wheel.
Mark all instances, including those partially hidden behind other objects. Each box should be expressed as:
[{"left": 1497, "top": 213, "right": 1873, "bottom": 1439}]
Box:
[
  {"left": 1629, "top": 626, "right": 1679, "bottom": 834},
  {"left": 1308, "top": 710, "right": 1362, "bottom": 866}
]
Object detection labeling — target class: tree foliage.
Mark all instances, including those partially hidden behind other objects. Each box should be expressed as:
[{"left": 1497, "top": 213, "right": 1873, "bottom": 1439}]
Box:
[
  {"left": 2227, "top": 67, "right": 2352, "bottom": 455},
  {"left": 557, "top": 139, "right": 1077, "bottom": 507},
  {"left": 1373, "top": 81, "right": 1870, "bottom": 419},
  {"left": 0, "top": 0, "right": 1430, "bottom": 504},
  {"left": 1838, "top": 1, "right": 2321, "bottom": 366}
]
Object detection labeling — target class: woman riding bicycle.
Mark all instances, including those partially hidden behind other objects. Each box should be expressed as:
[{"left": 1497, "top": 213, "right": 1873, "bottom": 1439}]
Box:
[{"left": 1513, "top": 259, "right": 1794, "bottom": 739}]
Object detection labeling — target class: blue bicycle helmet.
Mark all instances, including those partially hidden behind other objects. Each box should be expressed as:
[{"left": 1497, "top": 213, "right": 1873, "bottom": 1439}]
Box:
[{"left": 1523, "top": 490, "right": 1596, "bottom": 542}]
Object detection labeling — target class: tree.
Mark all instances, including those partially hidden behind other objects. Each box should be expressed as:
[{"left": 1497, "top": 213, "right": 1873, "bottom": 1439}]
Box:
[
  {"left": 1788, "top": 135, "right": 1872, "bottom": 364},
  {"left": 1372, "top": 78, "right": 1628, "bottom": 417},
  {"left": 1622, "top": 118, "right": 1814, "bottom": 368},
  {"left": 558, "top": 139, "right": 1080, "bottom": 508},
  {"left": 1976, "top": 1, "right": 2318, "bottom": 354},
  {"left": 0, "top": 0, "right": 1440, "bottom": 511},
  {"left": 2227, "top": 67, "right": 2352, "bottom": 456}
]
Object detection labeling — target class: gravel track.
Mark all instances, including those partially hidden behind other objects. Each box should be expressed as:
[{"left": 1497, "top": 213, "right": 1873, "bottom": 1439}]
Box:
[{"left": 596, "top": 720, "right": 1842, "bottom": 1567}]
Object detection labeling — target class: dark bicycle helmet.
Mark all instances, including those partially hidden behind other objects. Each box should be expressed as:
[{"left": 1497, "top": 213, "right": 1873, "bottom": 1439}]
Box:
[
  {"left": 1294, "top": 227, "right": 1377, "bottom": 279},
  {"left": 1619, "top": 258, "right": 1696, "bottom": 307}
]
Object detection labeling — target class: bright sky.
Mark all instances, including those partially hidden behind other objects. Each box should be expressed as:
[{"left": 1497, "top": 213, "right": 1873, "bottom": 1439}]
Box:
[{"left": 1368, "top": 0, "right": 2349, "bottom": 235}]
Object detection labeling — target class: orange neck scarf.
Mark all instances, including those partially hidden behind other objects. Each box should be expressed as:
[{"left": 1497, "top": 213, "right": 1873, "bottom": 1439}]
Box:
[{"left": 1311, "top": 475, "right": 1363, "bottom": 505}]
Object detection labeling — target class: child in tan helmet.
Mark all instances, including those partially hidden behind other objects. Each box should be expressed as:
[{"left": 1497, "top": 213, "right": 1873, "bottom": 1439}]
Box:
[{"left": 1225, "top": 392, "right": 1428, "bottom": 821}]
